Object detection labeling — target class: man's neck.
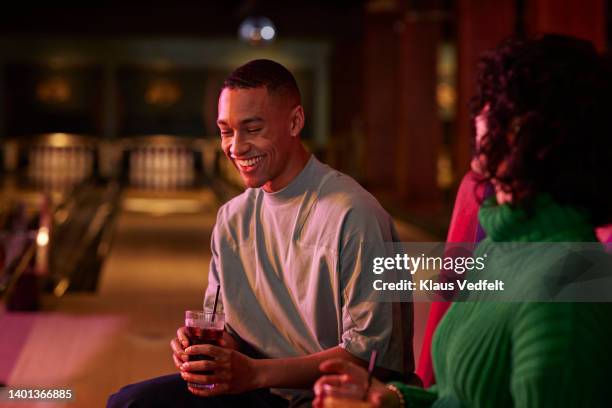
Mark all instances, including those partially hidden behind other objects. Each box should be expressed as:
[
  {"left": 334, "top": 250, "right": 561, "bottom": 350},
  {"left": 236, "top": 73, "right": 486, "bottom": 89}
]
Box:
[{"left": 263, "top": 145, "right": 311, "bottom": 193}]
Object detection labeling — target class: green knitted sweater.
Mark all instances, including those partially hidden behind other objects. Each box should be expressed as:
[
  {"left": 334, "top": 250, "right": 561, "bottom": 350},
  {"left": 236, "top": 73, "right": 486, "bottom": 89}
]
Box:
[{"left": 393, "top": 196, "right": 612, "bottom": 407}]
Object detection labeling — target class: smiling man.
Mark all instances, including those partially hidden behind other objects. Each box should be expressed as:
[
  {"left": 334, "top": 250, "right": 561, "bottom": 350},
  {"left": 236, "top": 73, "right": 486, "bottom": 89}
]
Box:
[
  {"left": 108, "top": 59, "right": 415, "bottom": 408},
  {"left": 217, "top": 67, "right": 309, "bottom": 192}
]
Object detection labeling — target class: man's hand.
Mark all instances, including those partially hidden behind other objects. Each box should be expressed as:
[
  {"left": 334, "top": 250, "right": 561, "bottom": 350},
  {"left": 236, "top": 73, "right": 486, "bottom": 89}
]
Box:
[
  {"left": 180, "top": 344, "right": 260, "bottom": 397},
  {"left": 313, "top": 359, "right": 400, "bottom": 408},
  {"left": 170, "top": 327, "right": 190, "bottom": 370},
  {"left": 170, "top": 328, "right": 241, "bottom": 371}
]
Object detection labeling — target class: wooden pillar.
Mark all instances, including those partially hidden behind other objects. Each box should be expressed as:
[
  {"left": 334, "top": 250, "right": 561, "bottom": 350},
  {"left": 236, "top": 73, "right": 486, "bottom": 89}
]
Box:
[
  {"left": 395, "top": 15, "right": 442, "bottom": 204},
  {"left": 362, "top": 3, "right": 401, "bottom": 190},
  {"left": 454, "top": 0, "right": 516, "bottom": 177},
  {"left": 525, "top": 0, "right": 606, "bottom": 52}
]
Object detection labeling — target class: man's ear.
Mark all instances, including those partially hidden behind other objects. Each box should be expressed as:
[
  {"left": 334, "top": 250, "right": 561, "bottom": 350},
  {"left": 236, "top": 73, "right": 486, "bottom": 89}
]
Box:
[{"left": 289, "top": 105, "right": 305, "bottom": 137}]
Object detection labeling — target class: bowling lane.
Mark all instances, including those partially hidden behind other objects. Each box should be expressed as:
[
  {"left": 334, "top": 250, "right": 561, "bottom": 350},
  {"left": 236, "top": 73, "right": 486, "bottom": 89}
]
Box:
[{"left": 3, "top": 189, "right": 218, "bottom": 407}]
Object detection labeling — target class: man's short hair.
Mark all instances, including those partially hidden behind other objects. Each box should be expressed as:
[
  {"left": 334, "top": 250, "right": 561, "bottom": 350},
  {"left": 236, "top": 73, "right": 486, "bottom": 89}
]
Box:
[{"left": 223, "top": 59, "right": 301, "bottom": 103}]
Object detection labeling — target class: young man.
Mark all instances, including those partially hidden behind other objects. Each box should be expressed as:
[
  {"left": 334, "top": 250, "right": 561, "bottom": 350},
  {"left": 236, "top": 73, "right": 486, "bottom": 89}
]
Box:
[{"left": 108, "top": 59, "right": 414, "bottom": 408}]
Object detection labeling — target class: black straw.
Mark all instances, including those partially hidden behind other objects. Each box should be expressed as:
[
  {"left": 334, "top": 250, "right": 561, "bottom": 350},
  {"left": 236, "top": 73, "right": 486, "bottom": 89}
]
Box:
[
  {"left": 211, "top": 285, "right": 221, "bottom": 322},
  {"left": 365, "top": 349, "right": 378, "bottom": 400}
]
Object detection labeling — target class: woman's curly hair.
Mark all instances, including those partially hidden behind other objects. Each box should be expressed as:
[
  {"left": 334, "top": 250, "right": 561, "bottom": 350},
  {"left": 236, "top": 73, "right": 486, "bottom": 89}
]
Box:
[{"left": 470, "top": 34, "right": 612, "bottom": 225}]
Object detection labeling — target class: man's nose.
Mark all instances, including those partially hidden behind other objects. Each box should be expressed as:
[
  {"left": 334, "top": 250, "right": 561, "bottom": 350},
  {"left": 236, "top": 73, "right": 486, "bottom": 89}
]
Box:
[{"left": 230, "top": 132, "right": 250, "bottom": 157}]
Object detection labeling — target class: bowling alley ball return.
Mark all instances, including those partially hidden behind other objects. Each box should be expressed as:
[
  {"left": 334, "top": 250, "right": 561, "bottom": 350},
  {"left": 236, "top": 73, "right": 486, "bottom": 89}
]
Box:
[
  {"left": 0, "top": 180, "right": 122, "bottom": 310},
  {"left": 1, "top": 133, "right": 122, "bottom": 310}
]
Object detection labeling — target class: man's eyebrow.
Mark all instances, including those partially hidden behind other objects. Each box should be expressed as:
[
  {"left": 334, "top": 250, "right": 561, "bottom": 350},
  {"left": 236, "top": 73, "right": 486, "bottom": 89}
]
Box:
[
  {"left": 216, "top": 117, "right": 264, "bottom": 126},
  {"left": 240, "top": 117, "right": 264, "bottom": 125}
]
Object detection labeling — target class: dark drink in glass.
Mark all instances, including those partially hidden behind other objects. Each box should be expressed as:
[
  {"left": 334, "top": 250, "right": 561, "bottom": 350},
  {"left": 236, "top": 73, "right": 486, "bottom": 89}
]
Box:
[
  {"left": 184, "top": 310, "right": 225, "bottom": 390},
  {"left": 185, "top": 326, "right": 223, "bottom": 346}
]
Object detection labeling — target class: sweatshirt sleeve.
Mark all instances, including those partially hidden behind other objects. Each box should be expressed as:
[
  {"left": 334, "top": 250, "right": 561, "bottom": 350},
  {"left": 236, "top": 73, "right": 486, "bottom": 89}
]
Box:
[{"left": 337, "top": 203, "right": 414, "bottom": 376}]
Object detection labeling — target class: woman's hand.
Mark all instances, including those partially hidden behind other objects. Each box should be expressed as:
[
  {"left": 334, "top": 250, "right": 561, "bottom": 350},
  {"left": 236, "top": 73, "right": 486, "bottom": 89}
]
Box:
[{"left": 313, "top": 359, "right": 401, "bottom": 408}]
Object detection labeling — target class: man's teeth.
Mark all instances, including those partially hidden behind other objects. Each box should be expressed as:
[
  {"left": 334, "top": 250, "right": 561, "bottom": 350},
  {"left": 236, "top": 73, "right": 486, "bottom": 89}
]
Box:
[{"left": 237, "top": 156, "right": 263, "bottom": 167}]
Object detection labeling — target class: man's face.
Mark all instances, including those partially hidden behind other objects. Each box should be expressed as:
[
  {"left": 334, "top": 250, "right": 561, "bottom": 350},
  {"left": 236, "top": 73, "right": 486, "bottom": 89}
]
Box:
[{"left": 217, "top": 87, "right": 296, "bottom": 191}]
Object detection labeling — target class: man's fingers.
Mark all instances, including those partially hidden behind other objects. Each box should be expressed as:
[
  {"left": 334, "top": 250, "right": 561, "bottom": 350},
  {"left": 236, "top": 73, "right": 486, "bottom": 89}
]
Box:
[
  {"left": 177, "top": 327, "right": 190, "bottom": 348},
  {"left": 170, "top": 338, "right": 185, "bottom": 354},
  {"left": 180, "top": 359, "right": 219, "bottom": 373},
  {"left": 170, "top": 339, "right": 189, "bottom": 361},
  {"left": 172, "top": 353, "right": 184, "bottom": 370},
  {"left": 185, "top": 344, "right": 225, "bottom": 358}
]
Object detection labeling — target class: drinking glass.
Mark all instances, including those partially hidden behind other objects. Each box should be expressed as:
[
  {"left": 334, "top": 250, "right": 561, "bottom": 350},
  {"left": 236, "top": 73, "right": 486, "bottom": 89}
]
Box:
[{"left": 184, "top": 310, "right": 225, "bottom": 390}]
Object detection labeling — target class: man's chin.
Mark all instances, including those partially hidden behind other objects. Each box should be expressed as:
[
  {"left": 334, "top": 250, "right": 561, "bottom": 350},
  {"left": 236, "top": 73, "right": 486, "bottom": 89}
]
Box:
[{"left": 241, "top": 177, "right": 265, "bottom": 189}]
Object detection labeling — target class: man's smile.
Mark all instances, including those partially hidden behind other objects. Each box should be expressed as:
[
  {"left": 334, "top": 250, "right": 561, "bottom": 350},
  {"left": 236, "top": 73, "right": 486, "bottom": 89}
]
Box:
[{"left": 234, "top": 155, "right": 265, "bottom": 172}]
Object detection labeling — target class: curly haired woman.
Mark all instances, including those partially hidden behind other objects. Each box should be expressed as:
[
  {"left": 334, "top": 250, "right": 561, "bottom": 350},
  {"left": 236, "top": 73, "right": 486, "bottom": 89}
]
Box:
[{"left": 313, "top": 34, "right": 612, "bottom": 408}]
